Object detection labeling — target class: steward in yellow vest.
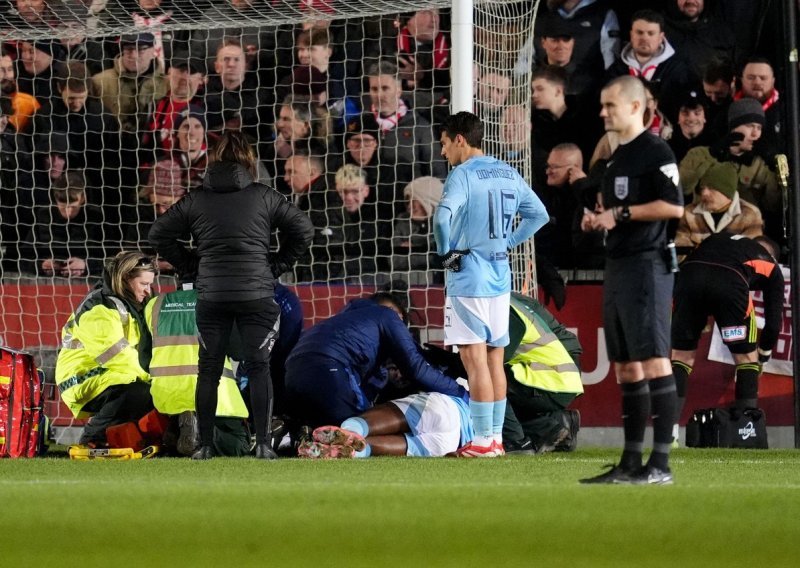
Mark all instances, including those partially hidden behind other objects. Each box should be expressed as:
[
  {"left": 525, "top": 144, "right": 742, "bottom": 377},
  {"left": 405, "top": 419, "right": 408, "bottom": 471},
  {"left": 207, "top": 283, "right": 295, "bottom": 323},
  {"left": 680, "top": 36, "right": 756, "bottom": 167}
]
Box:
[
  {"left": 145, "top": 287, "right": 250, "bottom": 456},
  {"left": 502, "top": 292, "right": 584, "bottom": 453},
  {"left": 55, "top": 252, "right": 156, "bottom": 446}
]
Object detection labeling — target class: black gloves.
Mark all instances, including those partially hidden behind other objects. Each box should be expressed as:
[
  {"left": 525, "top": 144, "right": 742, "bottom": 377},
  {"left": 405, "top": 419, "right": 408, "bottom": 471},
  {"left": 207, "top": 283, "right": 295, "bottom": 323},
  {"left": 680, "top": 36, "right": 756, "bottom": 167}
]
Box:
[
  {"left": 269, "top": 252, "right": 290, "bottom": 278},
  {"left": 757, "top": 348, "right": 772, "bottom": 365},
  {"left": 440, "top": 249, "right": 470, "bottom": 272},
  {"left": 709, "top": 131, "right": 745, "bottom": 162}
]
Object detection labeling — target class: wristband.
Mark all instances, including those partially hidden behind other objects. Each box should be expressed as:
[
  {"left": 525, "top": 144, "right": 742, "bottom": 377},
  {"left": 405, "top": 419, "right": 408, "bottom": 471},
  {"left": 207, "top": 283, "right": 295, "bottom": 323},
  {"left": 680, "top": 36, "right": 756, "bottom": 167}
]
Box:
[{"left": 619, "top": 204, "right": 632, "bottom": 223}]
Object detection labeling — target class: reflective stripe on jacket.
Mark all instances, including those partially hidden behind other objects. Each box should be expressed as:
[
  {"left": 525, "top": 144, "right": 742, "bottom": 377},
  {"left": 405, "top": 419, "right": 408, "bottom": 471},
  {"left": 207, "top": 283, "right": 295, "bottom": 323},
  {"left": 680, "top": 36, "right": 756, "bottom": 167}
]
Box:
[
  {"left": 56, "top": 289, "right": 150, "bottom": 418},
  {"left": 506, "top": 295, "right": 584, "bottom": 395},
  {"left": 145, "top": 290, "right": 247, "bottom": 418}
]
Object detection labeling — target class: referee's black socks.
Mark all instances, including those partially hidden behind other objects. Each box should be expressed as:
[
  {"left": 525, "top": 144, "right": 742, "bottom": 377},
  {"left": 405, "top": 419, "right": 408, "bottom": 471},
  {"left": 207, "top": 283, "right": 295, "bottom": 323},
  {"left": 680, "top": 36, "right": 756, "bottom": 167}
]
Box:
[
  {"left": 648, "top": 375, "right": 678, "bottom": 471},
  {"left": 620, "top": 381, "right": 650, "bottom": 471}
]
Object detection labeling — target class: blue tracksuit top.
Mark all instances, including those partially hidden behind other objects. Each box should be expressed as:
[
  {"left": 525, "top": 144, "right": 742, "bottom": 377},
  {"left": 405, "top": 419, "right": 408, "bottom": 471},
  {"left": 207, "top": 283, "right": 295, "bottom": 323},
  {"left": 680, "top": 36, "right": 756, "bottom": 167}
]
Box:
[{"left": 286, "top": 299, "right": 466, "bottom": 400}]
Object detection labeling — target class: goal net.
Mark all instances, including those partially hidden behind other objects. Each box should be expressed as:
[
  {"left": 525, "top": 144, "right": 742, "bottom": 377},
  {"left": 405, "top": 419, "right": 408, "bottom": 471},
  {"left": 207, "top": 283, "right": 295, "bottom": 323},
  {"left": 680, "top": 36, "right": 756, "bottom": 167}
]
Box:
[{"left": 0, "top": 0, "right": 537, "bottom": 440}]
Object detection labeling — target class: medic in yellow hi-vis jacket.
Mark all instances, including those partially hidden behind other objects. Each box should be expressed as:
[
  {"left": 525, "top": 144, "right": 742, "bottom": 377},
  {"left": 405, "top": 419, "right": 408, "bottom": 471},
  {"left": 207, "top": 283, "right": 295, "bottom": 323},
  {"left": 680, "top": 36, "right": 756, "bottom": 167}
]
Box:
[
  {"left": 145, "top": 287, "right": 250, "bottom": 456},
  {"left": 501, "top": 292, "right": 584, "bottom": 453},
  {"left": 56, "top": 252, "right": 157, "bottom": 446}
]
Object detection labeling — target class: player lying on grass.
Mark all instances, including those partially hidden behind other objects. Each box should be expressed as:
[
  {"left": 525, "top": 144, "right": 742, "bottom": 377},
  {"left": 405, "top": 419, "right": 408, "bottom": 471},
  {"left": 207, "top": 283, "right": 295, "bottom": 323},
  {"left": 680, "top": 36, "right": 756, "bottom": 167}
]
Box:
[{"left": 297, "top": 391, "right": 473, "bottom": 458}]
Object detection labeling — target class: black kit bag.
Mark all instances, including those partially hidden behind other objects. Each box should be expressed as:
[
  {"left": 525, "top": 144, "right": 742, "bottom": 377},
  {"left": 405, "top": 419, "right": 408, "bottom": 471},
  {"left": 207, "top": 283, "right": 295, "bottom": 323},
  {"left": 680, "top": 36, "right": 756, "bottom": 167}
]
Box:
[{"left": 685, "top": 407, "right": 768, "bottom": 449}]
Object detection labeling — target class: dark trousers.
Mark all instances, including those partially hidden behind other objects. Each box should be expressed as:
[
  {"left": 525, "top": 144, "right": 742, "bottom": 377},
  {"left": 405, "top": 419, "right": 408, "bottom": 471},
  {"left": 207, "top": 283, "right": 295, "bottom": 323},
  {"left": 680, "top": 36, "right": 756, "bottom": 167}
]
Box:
[
  {"left": 285, "top": 356, "right": 366, "bottom": 428},
  {"left": 196, "top": 298, "right": 280, "bottom": 445},
  {"left": 79, "top": 382, "right": 153, "bottom": 444},
  {"left": 503, "top": 379, "right": 577, "bottom": 447}
]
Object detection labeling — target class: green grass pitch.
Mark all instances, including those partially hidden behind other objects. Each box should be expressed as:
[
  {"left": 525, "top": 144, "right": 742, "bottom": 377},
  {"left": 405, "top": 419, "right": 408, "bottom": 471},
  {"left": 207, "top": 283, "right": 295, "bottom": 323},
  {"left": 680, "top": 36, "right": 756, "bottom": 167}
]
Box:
[{"left": 2, "top": 448, "right": 799, "bottom": 567}]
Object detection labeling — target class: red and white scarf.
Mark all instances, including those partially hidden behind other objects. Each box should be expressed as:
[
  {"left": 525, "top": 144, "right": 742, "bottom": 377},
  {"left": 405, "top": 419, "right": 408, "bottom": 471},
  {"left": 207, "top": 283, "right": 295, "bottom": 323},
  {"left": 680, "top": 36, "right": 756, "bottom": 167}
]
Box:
[
  {"left": 628, "top": 65, "right": 659, "bottom": 81},
  {"left": 372, "top": 98, "right": 408, "bottom": 132},
  {"left": 733, "top": 88, "right": 780, "bottom": 112},
  {"left": 132, "top": 10, "right": 172, "bottom": 71}
]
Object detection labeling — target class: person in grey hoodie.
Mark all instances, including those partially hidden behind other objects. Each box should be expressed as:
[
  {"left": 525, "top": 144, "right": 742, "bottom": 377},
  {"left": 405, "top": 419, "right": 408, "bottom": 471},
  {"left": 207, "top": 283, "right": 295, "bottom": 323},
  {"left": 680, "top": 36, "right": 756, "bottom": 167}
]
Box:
[{"left": 606, "top": 9, "right": 697, "bottom": 123}]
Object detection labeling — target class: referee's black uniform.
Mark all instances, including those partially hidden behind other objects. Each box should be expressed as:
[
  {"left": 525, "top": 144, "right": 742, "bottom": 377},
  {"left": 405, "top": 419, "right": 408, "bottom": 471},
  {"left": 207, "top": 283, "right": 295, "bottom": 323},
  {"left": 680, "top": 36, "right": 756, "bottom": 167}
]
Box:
[
  {"left": 602, "top": 131, "right": 684, "bottom": 362},
  {"left": 600, "top": 130, "right": 684, "bottom": 482}
]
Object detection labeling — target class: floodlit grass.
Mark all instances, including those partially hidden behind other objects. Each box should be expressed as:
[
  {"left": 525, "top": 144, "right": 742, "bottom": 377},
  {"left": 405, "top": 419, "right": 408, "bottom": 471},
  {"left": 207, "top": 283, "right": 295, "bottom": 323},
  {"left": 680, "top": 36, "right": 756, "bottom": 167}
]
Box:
[{"left": 2, "top": 448, "right": 800, "bottom": 567}]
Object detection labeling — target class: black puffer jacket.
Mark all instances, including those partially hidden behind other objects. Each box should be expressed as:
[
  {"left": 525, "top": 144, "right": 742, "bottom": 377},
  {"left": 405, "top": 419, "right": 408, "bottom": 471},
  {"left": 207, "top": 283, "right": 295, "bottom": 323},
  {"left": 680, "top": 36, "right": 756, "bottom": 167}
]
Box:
[{"left": 149, "top": 161, "right": 314, "bottom": 302}]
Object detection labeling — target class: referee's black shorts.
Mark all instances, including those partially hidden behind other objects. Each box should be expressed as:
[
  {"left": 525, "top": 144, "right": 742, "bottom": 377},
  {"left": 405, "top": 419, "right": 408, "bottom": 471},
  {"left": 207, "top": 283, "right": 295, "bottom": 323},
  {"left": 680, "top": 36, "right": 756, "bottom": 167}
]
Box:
[
  {"left": 671, "top": 261, "right": 756, "bottom": 354},
  {"left": 603, "top": 251, "right": 673, "bottom": 362}
]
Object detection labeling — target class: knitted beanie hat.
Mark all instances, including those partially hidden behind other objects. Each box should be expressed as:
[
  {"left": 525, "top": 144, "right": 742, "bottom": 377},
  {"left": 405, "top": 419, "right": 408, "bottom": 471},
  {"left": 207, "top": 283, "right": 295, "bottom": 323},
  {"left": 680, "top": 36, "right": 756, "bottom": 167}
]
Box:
[
  {"left": 727, "top": 97, "right": 765, "bottom": 130},
  {"left": 698, "top": 162, "right": 738, "bottom": 200}
]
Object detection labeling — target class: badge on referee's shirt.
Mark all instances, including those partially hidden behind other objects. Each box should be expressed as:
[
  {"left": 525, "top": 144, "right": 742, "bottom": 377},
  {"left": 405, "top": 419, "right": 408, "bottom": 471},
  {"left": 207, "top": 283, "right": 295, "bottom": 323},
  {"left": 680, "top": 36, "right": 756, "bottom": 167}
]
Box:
[{"left": 614, "top": 176, "right": 629, "bottom": 199}]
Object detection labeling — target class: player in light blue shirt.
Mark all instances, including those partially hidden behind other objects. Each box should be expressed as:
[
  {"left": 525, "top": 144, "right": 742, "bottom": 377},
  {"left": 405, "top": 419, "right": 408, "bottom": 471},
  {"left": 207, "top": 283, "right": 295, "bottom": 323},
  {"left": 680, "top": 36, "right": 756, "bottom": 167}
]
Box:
[{"left": 433, "top": 111, "right": 548, "bottom": 456}]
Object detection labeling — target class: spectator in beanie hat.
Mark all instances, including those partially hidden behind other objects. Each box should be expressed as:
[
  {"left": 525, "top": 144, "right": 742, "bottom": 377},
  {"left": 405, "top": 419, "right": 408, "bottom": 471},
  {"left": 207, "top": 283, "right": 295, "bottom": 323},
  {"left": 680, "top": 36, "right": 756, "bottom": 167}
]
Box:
[
  {"left": 344, "top": 112, "right": 380, "bottom": 161},
  {"left": 675, "top": 161, "right": 763, "bottom": 255},
  {"left": 172, "top": 105, "right": 210, "bottom": 191},
  {"left": 141, "top": 52, "right": 206, "bottom": 154},
  {"left": 342, "top": 112, "right": 397, "bottom": 222},
  {"left": 668, "top": 90, "right": 712, "bottom": 163},
  {"left": 15, "top": 39, "right": 67, "bottom": 103},
  {"left": 727, "top": 96, "right": 765, "bottom": 132},
  {"left": 680, "top": 97, "right": 778, "bottom": 239}
]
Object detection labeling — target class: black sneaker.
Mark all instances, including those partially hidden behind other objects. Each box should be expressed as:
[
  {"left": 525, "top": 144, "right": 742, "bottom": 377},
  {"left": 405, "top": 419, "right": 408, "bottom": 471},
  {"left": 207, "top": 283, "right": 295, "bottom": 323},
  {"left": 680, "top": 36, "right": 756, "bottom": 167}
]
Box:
[
  {"left": 537, "top": 427, "right": 571, "bottom": 454},
  {"left": 555, "top": 409, "right": 581, "bottom": 452},
  {"left": 579, "top": 464, "right": 640, "bottom": 484},
  {"left": 192, "top": 445, "right": 215, "bottom": 460},
  {"left": 254, "top": 443, "right": 278, "bottom": 460},
  {"left": 632, "top": 465, "right": 674, "bottom": 485},
  {"left": 504, "top": 437, "right": 536, "bottom": 455}
]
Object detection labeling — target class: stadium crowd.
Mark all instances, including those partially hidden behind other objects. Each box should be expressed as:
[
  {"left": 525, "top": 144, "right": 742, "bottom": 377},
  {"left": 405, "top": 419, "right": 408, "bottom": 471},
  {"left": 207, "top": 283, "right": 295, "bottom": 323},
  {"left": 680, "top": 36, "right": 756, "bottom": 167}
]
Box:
[{"left": 0, "top": 0, "right": 790, "bottom": 284}]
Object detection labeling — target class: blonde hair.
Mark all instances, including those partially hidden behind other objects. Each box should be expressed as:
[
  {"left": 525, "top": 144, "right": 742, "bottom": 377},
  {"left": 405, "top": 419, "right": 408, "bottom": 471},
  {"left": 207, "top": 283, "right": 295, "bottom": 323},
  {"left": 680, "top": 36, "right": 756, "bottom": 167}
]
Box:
[
  {"left": 208, "top": 130, "right": 258, "bottom": 178},
  {"left": 335, "top": 164, "right": 366, "bottom": 188},
  {"left": 105, "top": 251, "right": 155, "bottom": 305}
]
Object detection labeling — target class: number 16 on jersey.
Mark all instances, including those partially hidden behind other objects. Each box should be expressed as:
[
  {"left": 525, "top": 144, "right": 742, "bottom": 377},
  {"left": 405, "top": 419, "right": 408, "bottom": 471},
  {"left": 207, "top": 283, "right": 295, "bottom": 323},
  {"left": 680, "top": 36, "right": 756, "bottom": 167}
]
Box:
[{"left": 488, "top": 189, "right": 517, "bottom": 239}]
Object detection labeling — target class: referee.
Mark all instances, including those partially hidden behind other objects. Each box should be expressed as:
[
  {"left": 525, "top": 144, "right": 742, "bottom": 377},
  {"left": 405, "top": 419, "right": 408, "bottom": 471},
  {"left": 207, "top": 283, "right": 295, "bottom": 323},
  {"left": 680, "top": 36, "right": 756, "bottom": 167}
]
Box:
[{"left": 580, "top": 76, "right": 684, "bottom": 484}]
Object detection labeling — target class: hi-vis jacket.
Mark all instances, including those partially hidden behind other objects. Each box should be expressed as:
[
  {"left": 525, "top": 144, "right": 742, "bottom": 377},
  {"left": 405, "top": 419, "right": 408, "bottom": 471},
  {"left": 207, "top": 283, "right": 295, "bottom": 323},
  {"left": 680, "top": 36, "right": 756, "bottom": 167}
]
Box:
[
  {"left": 504, "top": 293, "right": 584, "bottom": 395},
  {"left": 56, "top": 285, "right": 152, "bottom": 418},
  {"left": 144, "top": 289, "right": 247, "bottom": 418}
]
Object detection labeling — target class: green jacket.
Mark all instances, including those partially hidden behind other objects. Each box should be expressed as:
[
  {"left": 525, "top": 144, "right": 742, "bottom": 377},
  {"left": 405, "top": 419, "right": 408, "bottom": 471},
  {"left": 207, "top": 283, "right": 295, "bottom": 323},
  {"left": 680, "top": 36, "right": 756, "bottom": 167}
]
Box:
[
  {"left": 679, "top": 146, "right": 779, "bottom": 215},
  {"left": 91, "top": 56, "right": 167, "bottom": 133}
]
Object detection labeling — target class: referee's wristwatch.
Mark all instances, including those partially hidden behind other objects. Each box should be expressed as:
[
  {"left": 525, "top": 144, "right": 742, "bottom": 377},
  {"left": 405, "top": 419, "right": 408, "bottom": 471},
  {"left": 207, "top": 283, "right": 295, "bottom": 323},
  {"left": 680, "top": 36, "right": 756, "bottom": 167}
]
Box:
[{"left": 616, "top": 204, "right": 632, "bottom": 223}]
